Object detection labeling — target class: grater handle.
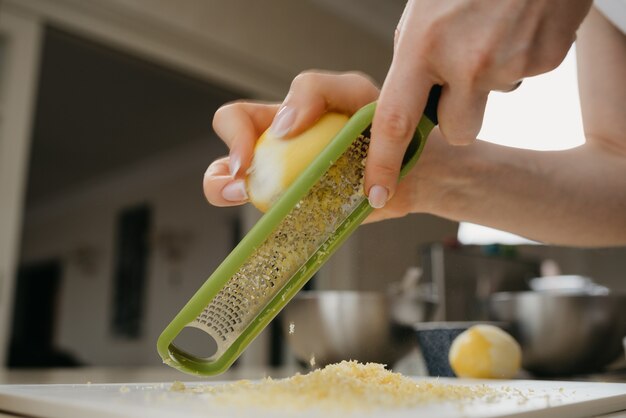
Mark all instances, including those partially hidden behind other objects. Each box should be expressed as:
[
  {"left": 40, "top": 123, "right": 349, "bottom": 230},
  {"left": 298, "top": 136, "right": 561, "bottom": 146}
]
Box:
[
  {"left": 423, "top": 85, "right": 442, "bottom": 126},
  {"left": 399, "top": 85, "right": 440, "bottom": 174}
]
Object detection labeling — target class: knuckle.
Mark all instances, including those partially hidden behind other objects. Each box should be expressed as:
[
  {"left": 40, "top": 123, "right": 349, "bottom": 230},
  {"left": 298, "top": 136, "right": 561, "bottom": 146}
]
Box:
[
  {"left": 538, "top": 47, "right": 568, "bottom": 73},
  {"left": 521, "top": 40, "right": 570, "bottom": 77},
  {"left": 342, "top": 70, "right": 375, "bottom": 85},
  {"left": 212, "top": 107, "right": 227, "bottom": 132},
  {"left": 202, "top": 181, "right": 218, "bottom": 206},
  {"left": 506, "top": 60, "right": 528, "bottom": 85},
  {"left": 376, "top": 107, "right": 414, "bottom": 143},
  {"left": 212, "top": 101, "right": 240, "bottom": 130},
  {"left": 368, "top": 159, "right": 400, "bottom": 183},
  {"left": 343, "top": 71, "right": 380, "bottom": 92},
  {"left": 419, "top": 25, "right": 439, "bottom": 56},
  {"left": 465, "top": 47, "right": 494, "bottom": 84},
  {"left": 440, "top": 125, "right": 475, "bottom": 146},
  {"left": 291, "top": 70, "right": 322, "bottom": 90},
  {"left": 205, "top": 194, "right": 219, "bottom": 206},
  {"left": 415, "top": 12, "right": 450, "bottom": 58},
  {"left": 508, "top": 45, "right": 532, "bottom": 80}
]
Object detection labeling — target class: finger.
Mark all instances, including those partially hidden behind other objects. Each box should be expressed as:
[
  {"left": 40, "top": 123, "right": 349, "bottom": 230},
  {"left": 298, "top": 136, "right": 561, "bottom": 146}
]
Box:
[
  {"left": 203, "top": 157, "right": 249, "bottom": 207},
  {"left": 367, "top": 30, "right": 433, "bottom": 207},
  {"left": 362, "top": 173, "right": 414, "bottom": 224},
  {"left": 494, "top": 79, "right": 523, "bottom": 93},
  {"left": 437, "top": 84, "right": 488, "bottom": 145},
  {"left": 213, "top": 101, "right": 279, "bottom": 177},
  {"left": 394, "top": 0, "right": 411, "bottom": 49},
  {"left": 270, "top": 71, "right": 380, "bottom": 138}
]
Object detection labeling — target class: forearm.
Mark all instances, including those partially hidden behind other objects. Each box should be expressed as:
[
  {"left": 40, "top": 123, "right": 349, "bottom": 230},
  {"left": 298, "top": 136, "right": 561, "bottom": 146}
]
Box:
[
  {"left": 424, "top": 134, "right": 626, "bottom": 246},
  {"left": 424, "top": 6, "right": 626, "bottom": 247}
]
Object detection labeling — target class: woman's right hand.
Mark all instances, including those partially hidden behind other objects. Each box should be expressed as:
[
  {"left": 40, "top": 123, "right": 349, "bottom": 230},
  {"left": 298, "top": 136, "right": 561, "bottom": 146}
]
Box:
[
  {"left": 203, "top": 102, "right": 279, "bottom": 207},
  {"left": 204, "top": 71, "right": 380, "bottom": 208}
]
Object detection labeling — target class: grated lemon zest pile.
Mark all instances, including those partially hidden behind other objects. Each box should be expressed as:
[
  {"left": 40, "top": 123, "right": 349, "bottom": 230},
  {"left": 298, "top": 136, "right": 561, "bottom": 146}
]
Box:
[{"left": 170, "top": 361, "right": 512, "bottom": 411}]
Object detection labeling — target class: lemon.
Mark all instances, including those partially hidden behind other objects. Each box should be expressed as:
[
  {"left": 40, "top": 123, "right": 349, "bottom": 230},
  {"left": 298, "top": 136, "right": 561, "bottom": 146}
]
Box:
[
  {"left": 448, "top": 324, "right": 521, "bottom": 379},
  {"left": 246, "top": 113, "right": 349, "bottom": 212}
]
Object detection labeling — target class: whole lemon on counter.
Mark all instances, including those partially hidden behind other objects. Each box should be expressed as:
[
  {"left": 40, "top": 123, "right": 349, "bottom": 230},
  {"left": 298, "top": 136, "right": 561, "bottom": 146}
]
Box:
[
  {"left": 246, "top": 113, "right": 349, "bottom": 212},
  {"left": 448, "top": 324, "right": 521, "bottom": 379}
]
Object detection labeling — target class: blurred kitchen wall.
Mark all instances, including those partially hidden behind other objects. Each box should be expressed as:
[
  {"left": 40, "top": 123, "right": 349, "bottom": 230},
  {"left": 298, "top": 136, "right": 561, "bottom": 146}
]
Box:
[
  {"left": 1, "top": 0, "right": 457, "bottom": 368},
  {"left": 1, "top": 0, "right": 623, "bottom": 371}
]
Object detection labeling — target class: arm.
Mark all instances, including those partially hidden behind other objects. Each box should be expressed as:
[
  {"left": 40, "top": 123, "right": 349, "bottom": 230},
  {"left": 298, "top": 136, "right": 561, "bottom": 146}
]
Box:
[
  {"left": 410, "top": 8, "right": 626, "bottom": 246},
  {"left": 204, "top": 10, "right": 625, "bottom": 246}
]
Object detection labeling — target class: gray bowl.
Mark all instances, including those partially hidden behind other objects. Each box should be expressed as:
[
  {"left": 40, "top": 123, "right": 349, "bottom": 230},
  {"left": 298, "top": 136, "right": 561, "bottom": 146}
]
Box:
[
  {"left": 281, "top": 291, "right": 434, "bottom": 367},
  {"left": 489, "top": 291, "right": 626, "bottom": 376}
]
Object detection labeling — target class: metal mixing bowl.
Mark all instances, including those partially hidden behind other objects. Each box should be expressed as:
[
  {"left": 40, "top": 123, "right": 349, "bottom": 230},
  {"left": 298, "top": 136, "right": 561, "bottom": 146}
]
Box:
[
  {"left": 488, "top": 291, "right": 626, "bottom": 376},
  {"left": 281, "top": 290, "right": 434, "bottom": 367}
]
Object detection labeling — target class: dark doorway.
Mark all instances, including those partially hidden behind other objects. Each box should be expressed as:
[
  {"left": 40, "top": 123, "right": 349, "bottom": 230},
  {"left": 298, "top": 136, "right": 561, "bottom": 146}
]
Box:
[
  {"left": 111, "top": 204, "right": 152, "bottom": 338},
  {"left": 8, "top": 260, "right": 81, "bottom": 368}
]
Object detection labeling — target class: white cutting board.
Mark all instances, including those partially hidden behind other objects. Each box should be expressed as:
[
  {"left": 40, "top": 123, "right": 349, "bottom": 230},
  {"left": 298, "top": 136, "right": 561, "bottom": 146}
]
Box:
[{"left": 0, "top": 378, "right": 625, "bottom": 418}]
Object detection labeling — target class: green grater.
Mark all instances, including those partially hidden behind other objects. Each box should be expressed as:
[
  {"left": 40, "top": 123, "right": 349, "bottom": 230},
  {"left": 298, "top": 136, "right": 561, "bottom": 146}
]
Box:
[{"left": 157, "top": 87, "right": 441, "bottom": 376}]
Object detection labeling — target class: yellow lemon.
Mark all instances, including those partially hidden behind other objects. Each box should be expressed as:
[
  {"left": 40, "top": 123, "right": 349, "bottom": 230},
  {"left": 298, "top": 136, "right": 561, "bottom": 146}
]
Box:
[
  {"left": 448, "top": 324, "right": 521, "bottom": 379},
  {"left": 246, "top": 113, "right": 349, "bottom": 212}
]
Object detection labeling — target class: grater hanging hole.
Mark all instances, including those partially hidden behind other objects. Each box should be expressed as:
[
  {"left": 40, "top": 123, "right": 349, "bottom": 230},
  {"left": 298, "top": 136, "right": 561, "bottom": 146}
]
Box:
[{"left": 172, "top": 326, "right": 218, "bottom": 359}]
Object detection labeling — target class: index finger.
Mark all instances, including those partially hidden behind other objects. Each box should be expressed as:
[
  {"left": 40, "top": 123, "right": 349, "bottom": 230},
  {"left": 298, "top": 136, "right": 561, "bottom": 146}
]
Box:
[{"left": 368, "top": 43, "right": 433, "bottom": 208}]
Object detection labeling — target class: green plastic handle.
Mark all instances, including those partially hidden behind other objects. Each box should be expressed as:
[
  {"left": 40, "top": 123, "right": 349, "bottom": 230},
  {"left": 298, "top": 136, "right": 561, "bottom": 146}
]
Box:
[{"left": 157, "top": 101, "right": 437, "bottom": 375}]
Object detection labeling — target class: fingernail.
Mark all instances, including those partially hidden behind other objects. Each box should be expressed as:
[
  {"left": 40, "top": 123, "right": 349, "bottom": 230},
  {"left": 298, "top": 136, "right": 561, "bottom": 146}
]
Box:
[
  {"left": 229, "top": 153, "right": 241, "bottom": 177},
  {"left": 270, "top": 106, "right": 296, "bottom": 138},
  {"left": 222, "top": 180, "right": 248, "bottom": 202},
  {"left": 368, "top": 185, "right": 389, "bottom": 209}
]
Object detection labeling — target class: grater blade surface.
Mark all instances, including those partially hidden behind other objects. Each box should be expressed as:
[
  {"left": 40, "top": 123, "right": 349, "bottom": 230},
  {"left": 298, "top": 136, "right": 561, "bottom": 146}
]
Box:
[{"left": 191, "top": 134, "right": 371, "bottom": 360}]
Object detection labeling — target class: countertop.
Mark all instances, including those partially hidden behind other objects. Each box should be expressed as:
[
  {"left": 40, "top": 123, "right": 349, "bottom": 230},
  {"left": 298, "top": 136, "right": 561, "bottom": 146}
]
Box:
[
  {"left": 0, "top": 366, "right": 299, "bottom": 385},
  {"left": 0, "top": 367, "right": 624, "bottom": 417}
]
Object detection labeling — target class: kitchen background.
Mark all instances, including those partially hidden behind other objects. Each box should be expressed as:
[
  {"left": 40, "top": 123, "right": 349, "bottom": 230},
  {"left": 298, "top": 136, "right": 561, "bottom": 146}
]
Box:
[{"left": 0, "top": 0, "right": 624, "bottom": 375}]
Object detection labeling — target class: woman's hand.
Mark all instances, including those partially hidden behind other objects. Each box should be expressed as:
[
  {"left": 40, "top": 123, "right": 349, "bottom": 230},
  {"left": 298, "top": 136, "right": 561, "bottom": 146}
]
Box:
[
  {"left": 204, "top": 102, "right": 279, "bottom": 207},
  {"left": 367, "top": 0, "right": 592, "bottom": 209},
  {"left": 204, "top": 71, "right": 379, "bottom": 207}
]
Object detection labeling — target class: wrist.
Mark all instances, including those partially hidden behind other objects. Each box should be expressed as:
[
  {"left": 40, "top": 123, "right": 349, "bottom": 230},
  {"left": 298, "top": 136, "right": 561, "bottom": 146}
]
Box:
[{"left": 410, "top": 130, "right": 488, "bottom": 220}]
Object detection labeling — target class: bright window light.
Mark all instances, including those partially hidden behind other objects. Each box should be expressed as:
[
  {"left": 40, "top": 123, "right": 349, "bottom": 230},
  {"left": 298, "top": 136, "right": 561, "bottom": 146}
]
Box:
[
  {"left": 457, "top": 223, "right": 538, "bottom": 245},
  {"left": 458, "top": 45, "right": 584, "bottom": 245}
]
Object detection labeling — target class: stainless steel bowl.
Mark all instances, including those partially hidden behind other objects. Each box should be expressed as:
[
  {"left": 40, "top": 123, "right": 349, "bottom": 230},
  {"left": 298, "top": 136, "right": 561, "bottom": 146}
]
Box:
[
  {"left": 488, "top": 291, "right": 626, "bottom": 376},
  {"left": 281, "top": 291, "right": 434, "bottom": 367}
]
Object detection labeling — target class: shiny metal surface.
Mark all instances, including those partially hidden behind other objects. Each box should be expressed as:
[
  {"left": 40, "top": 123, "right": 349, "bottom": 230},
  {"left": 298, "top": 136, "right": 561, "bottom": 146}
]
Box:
[
  {"left": 489, "top": 292, "right": 626, "bottom": 376},
  {"left": 281, "top": 291, "right": 433, "bottom": 367}
]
